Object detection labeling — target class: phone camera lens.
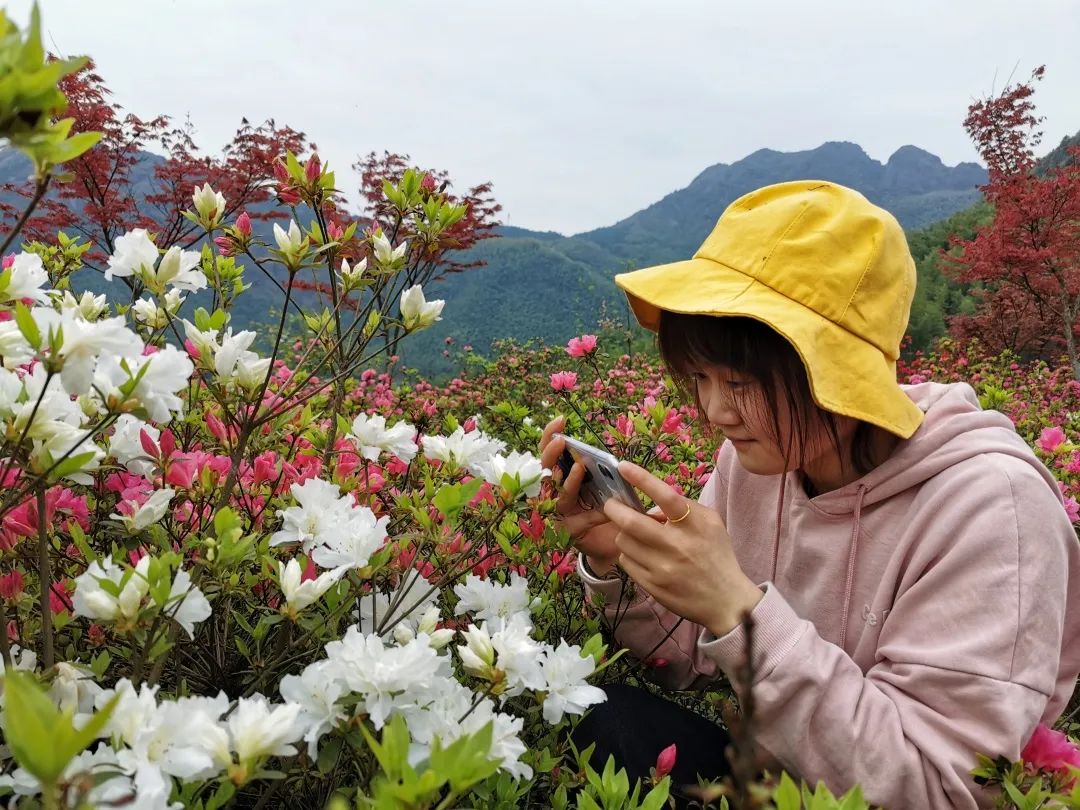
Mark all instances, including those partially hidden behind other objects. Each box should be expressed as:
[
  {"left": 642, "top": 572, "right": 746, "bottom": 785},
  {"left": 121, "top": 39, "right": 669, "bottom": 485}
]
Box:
[{"left": 599, "top": 465, "right": 614, "bottom": 479}]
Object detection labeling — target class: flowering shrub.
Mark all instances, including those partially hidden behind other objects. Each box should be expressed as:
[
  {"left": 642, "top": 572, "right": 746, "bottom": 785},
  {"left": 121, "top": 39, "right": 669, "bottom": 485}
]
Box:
[{"left": 2, "top": 8, "right": 1079, "bottom": 809}]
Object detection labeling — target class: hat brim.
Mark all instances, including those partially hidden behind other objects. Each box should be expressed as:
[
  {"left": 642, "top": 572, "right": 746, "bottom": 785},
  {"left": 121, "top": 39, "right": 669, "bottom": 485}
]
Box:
[{"left": 616, "top": 258, "right": 924, "bottom": 439}]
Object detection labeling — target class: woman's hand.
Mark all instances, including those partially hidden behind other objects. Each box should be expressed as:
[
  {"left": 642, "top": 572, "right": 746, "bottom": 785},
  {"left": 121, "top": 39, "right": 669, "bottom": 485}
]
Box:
[
  {"left": 603, "top": 460, "right": 764, "bottom": 637},
  {"left": 539, "top": 416, "right": 619, "bottom": 571}
]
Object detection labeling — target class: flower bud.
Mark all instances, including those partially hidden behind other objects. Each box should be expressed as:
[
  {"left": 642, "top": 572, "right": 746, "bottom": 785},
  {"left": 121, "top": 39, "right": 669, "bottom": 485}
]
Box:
[
  {"left": 236, "top": 211, "right": 253, "bottom": 237},
  {"left": 305, "top": 153, "right": 321, "bottom": 183},
  {"left": 655, "top": 744, "right": 677, "bottom": 778}
]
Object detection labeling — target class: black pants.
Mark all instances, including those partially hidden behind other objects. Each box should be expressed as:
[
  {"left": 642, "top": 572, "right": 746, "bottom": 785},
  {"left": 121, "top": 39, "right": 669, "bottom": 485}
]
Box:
[{"left": 571, "top": 684, "right": 732, "bottom": 802}]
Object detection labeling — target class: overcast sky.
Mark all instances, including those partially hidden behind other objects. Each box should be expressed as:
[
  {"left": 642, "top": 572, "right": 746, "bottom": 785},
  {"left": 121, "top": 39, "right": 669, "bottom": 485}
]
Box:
[{"left": 7, "top": 0, "right": 1079, "bottom": 234}]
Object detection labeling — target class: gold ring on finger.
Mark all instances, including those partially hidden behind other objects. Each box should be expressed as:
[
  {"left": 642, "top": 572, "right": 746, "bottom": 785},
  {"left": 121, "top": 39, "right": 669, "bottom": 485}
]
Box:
[{"left": 668, "top": 502, "right": 692, "bottom": 524}]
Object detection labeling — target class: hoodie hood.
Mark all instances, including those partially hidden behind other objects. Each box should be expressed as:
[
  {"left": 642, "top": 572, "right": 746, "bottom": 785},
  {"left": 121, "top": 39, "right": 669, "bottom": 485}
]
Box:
[{"left": 807, "top": 381, "right": 1063, "bottom": 514}]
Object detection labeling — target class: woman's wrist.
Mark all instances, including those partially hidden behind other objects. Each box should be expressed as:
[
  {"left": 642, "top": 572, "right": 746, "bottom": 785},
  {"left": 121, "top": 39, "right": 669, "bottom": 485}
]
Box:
[{"left": 706, "top": 578, "right": 765, "bottom": 638}]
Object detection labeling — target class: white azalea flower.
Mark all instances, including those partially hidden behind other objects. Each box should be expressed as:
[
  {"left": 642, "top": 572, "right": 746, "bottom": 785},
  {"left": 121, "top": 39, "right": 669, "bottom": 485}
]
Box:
[
  {"left": 13, "top": 363, "right": 84, "bottom": 437},
  {"left": 234, "top": 352, "right": 271, "bottom": 391},
  {"left": 539, "top": 641, "right": 607, "bottom": 724},
  {"left": 97, "top": 682, "right": 227, "bottom": 802},
  {"left": 94, "top": 344, "right": 194, "bottom": 422},
  {"left": 324, "top": 627, "right": 443, "bottom": 729},
  {"left": 421, "top": 427, "right": 506, "bottom": 475},
  {"left": 457, "top": 623, "right": 496, "bottom": 679},
  {"left": 0, "top": 744, "right": 131, "bottom": 804},
  {"left": 475, "top": 450, "right": 550, "bottom": 497},
  {"left": 31, "top": 420, "right": 104, "bottom": 484},
  {"left": 416, "top": 606, "right": 455, "bottom": 650},
  {"left": 453, "top": 573, "right": 536, "bottom": 628},
  {"left": 308, "top": 506, "right": 389, "bottom": 571},
  {"left": 490, "top": 614, "right": 546, "bottom": 696},
  {"left": 270, "top": 477, "right": 357, "bottom": 551},
  {"left": 1, "top": 252, "right": 52, "bottom": 305},
  {"left": 399, "top": 677, "right": 531, "bottom": 779},
  {"left": 73, "top": 555, "right": 150, "bottom": 628},
  {"left": 273, "top": 220, "right": 304, "bottom": 253},
  {"left": 0, "top": 320, "right": 34, "bottom": 368},
  {"left": 181, "top": 319, "right": 220, "bottom": 359},
  {"left": 108, "top": 414, "right": 159, "bottom": 477},
  {"left": 112, "top": 488, "right": 174, "bottom": 532},
  {"left": 30, "top": 309, "right": 143, "bottom": 397},
  {"left": 399, "top": 284, "right": 444, "bottom": 331},
  {"left": 271, "top": 478, "right": 389, "bottom": 571},
  {"left": 372, "top": 231, "right": 407, "bottom": 266},
  {"left": 49, "top": 661, "right": 104, "bottom": 718},
  {"left": 167, "top": 567, "right": 212, "bottom": 639},
  {"left": 278, "top": 558, "right": 344, "bottom": 613},
  {"left": 105, "top": 229, "right": 159, "bottom": 281},
  {"left": 226, "top": 695, "right": 304, "bottom": 766},
  {"left": 213, "top": 329, "right": 255, "bottom": 379},
  {"left": 209, "top": 328, "right": 270, "bottom": 390},
  {"left": 148, "top": 246, "right": 205, "bottom": 293},
  {"left": 349, "top": 412, "right": 418, "bottom": 462},
  {"left": 58, "top": 290, "right": 108, "bottom": 321},
  {"left": 132, "top": 290, "right": 185, "bottom": 329},
  {"left": 192, "top": 182, "right": 226, "bottom": 226},
  {"left": 338, "top": 257, "right": 368, "bottom": 290},
  {"left": 0, "top": 367, "right": 22, "bottom": 418},
  {"left": 279, "top": 660, "right": 348, "bottom": 759}
]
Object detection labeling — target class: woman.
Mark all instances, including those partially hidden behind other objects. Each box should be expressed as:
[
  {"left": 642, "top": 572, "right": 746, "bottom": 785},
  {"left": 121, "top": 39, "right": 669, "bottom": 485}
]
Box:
[{"left": 539, "top": 181, "right": 1080, "bottom": 808}]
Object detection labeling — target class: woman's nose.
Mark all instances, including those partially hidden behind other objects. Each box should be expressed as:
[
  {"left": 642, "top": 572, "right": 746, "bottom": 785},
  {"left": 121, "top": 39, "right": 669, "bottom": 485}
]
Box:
[{"left": 705, "top": 389, "right": 741, "bottom": 428}]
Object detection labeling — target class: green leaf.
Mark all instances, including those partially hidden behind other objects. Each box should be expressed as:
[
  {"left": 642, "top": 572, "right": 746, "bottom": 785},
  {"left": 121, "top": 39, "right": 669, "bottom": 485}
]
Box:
[
  {"left": 317, "top": 735, "right": 344, "bottom": 774},
  {"left": 205, "top": 780, "right": 236, "bottom": 810},
  {"left": 42, "top": 127, "right": 101, "bottom": 165},
  {"left": 432, "top": 478, "right": 484, "bottom": 526},
  {"left": 47, "top": 450, "right": 98, "bottom": 483},
  {"left": 638, "top": 778, "right": 671, "bottom": 810},
  {"left": 774, "top": 772, "right": 802, "bottom": 810},
  {"left": 2, "top": 670, "right": 64, "bottom": 785},
  {"left": 14, "top": 302, "right": 41, "bottom": 350},
  {"left": 89, "top": 650, "right": 111, "bottom": 679}
]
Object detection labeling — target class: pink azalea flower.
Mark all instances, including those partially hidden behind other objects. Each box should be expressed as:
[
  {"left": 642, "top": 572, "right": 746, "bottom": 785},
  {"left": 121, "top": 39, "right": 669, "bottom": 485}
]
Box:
[
  {"left": 1021, "top": 723, "right": 1080, "bottom": 776},
  {"left": 1065, "top": 497, "right": 1080, "bottom": 524},
  {"left": 550, "top": 371, "right": 578, "bottom": 392},
  {"left": 0, "top": 570, "right": 25, "bottom": 601},
  {"left": 518, "top": 510, "right": 545, "bottom": 541},
  {"left": 547, "top": 550, "right": 577, "bottom": 579},
  {"left": 566, "top": 334, "right": 598, "bottom": 358},
  {"left": 1037, "top": 426, "right": 1067, "bottom": 453}
]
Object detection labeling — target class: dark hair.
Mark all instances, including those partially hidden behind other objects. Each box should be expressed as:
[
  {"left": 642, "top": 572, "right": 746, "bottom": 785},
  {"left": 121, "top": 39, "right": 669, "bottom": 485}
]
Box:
[{"left": 657, "top": 312, "right": 878, "bottom": 477}]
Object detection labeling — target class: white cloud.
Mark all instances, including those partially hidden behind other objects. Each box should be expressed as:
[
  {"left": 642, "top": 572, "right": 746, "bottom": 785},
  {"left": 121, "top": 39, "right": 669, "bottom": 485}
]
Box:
[{"left": 8, "top": 0, "right": 1080, "bottom": 233}]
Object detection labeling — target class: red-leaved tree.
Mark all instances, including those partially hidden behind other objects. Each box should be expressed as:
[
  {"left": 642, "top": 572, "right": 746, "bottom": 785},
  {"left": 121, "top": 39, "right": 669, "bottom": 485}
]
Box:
[
  {"left": 944, "top": 66, "right": 1080, "bottom": 374},
  {"left": 0, "top": 59, "right": 308, "bottom": 267}
]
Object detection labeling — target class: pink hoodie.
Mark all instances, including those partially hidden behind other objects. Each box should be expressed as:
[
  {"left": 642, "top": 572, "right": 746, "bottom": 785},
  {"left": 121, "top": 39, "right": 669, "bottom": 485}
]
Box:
[{"left": 579, "top": 382, "right": 1080, "bottom": 808}]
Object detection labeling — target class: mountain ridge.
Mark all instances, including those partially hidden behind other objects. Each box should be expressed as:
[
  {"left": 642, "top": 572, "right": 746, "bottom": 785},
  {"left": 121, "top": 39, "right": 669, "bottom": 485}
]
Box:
[{"left": 0, "top": 140, "right": 989, "bottom": 378}]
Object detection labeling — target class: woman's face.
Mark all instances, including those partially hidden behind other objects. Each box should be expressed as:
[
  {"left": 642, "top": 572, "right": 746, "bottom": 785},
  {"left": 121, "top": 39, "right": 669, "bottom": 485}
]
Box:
[{"left": 691, "top": 364, "right": 846, "bottom": 476}]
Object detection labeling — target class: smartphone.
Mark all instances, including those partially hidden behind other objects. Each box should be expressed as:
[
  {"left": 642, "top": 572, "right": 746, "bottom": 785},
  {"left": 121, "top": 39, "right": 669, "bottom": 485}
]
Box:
[{"left": 553, "top": 433, "right": 646, "bottom": 513}]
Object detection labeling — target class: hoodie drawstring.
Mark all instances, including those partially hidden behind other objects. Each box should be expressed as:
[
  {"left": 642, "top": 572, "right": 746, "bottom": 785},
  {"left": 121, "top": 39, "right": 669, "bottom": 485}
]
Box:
[
  {"left": 769, "top": 473, "right": 788, "bottom": 582},
  {"left": 837, "top": 483, "right": 868, "bottom": 650}
]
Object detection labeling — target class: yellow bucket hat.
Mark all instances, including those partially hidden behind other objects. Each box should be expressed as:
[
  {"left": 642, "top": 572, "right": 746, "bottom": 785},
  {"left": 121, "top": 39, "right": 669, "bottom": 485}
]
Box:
[{"left": 615, "top": 180, "right": 924, "bottom": 438}]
